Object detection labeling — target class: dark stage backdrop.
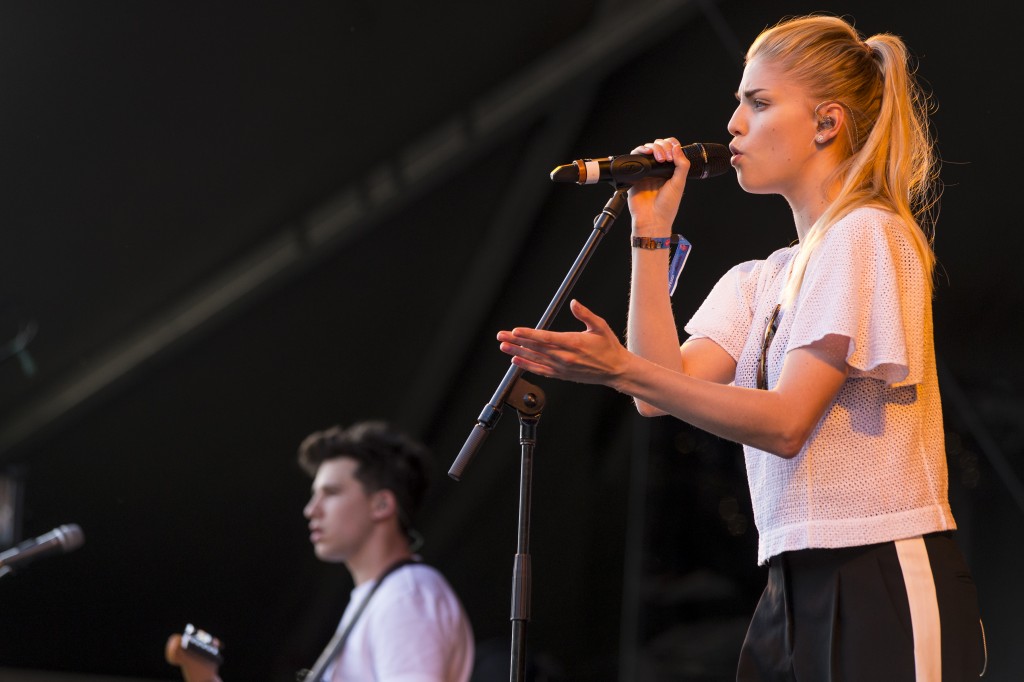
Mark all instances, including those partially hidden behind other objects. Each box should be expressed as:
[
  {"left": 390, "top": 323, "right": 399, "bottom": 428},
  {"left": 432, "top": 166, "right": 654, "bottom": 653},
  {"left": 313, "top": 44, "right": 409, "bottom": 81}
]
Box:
[{"left": 0, "top": 1, "right": 1020, "bottom": 680}]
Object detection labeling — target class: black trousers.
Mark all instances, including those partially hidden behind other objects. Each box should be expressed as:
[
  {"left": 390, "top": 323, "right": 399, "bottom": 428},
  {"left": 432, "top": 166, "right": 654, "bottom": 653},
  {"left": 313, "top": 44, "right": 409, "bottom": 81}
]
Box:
[{"left": 736, "top": 533, "right": 985, "bottom": 681}]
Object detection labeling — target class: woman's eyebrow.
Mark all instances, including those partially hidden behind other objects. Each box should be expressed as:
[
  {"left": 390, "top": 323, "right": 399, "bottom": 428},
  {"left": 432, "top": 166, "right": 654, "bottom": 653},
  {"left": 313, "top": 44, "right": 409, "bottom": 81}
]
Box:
[{"left": 735, "top": 87, "right": 767, "bottom": 101}]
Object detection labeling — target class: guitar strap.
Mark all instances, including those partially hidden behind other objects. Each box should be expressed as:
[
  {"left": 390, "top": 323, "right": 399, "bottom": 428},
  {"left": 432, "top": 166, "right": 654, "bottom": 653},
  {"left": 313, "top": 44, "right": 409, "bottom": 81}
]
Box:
[{"left": 300, "top": 557, "right": 419, "bottom": 682}]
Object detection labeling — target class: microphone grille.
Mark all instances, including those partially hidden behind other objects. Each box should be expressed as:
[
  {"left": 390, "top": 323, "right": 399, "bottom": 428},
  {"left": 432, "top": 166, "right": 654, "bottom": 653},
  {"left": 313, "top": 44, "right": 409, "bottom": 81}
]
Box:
[
  {"left": 55, "top": 524, "right": 85, "bottom": 553},
  {"left": 683, "top": 143, "right": 732, "bottom": 179}
]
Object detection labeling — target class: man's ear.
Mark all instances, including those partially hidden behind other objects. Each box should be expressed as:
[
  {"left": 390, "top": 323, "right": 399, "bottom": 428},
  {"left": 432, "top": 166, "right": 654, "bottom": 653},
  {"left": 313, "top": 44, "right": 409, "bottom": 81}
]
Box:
[{"left": 370, "top": 490, "right": 397, "bottom": 520}]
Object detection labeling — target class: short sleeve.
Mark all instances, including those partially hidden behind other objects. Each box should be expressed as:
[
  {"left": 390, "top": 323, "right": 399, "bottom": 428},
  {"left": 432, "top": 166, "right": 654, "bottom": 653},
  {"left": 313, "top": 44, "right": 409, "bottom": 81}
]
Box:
[
  {"left": 787, "top": 209, "right": 928, "bottom": 386},
  {"left": 684, "top": 259, "right": 763, "bottom": 362}
]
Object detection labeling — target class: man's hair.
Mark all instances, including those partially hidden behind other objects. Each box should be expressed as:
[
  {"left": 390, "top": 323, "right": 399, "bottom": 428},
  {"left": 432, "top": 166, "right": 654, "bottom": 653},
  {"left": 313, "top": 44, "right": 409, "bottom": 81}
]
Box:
[{"left": 297, "top": 420, "right": 431, "bottom": 536}]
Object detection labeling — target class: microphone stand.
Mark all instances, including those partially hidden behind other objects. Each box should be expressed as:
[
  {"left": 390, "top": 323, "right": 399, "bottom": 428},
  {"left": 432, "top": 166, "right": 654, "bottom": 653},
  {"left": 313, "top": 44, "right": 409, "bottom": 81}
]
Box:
[
  {"left": 507, "top": 377, "right": 542, "bottom": 682},
  {"left": 448, "top": 185, "right": 630, "bottom": 682}
]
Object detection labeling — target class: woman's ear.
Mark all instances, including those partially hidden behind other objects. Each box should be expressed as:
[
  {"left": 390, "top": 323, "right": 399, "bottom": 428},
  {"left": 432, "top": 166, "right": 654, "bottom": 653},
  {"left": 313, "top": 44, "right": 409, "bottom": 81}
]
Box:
[{"left": 814, "top": 101, "right": 846, "bottom": 145}]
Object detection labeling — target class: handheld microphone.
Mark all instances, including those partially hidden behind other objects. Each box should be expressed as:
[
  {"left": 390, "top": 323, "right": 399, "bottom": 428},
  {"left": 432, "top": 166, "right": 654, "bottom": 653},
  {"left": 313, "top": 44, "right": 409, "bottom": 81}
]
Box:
[
  {"left": 0, "top": 524, "right": 85, "bottom": 574},
  {"left": 550, "top": 142, "right": 731, "bottom": 185}
]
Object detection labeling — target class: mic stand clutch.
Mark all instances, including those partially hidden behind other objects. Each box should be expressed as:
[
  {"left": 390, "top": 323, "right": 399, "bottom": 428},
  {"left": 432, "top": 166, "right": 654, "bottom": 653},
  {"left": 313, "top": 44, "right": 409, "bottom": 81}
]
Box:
[{"left": 448, "top": 186, "right": 630, "bottom": 682}]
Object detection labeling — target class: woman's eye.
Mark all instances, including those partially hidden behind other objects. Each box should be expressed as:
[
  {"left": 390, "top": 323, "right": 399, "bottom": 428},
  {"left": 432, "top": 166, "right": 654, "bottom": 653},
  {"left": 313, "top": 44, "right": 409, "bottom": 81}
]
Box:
[{"left": 753, "top": 100, "right": 767, "bottom": 110}]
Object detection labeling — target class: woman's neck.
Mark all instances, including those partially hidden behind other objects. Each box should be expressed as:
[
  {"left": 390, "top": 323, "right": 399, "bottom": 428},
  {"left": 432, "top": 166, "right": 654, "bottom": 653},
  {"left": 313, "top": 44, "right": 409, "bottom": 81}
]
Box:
[{"left": 788, "top": 173, "right": 841, "bottom": 242}]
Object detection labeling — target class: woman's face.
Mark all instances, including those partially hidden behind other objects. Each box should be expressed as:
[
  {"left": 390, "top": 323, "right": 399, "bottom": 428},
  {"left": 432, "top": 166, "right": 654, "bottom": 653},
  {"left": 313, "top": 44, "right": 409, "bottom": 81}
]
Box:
[{"left": 727, "top": 57, "right": 821, "bottom": 201}]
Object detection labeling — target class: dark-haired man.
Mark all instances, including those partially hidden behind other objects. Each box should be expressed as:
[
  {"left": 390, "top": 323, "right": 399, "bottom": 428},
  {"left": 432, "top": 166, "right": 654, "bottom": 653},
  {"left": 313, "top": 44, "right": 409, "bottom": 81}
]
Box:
[
  {"left": 168, "top": 421, "right": 474, "bottom": 681},
  {"left": 298, "top": 421, "right": 474, "bottom": 681}
]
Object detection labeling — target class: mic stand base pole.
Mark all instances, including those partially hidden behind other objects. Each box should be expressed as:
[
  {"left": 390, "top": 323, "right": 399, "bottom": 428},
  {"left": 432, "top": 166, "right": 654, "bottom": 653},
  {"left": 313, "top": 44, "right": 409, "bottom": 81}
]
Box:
[{"left": 510, "top": 406, "right": 540, "bottom": 682}]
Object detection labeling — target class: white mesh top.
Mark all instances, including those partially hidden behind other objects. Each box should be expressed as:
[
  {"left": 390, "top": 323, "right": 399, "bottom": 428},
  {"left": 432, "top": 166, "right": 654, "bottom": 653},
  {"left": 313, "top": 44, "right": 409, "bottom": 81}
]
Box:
[{"left": 684, "top": 206, "right": 955, "bottom": 565}]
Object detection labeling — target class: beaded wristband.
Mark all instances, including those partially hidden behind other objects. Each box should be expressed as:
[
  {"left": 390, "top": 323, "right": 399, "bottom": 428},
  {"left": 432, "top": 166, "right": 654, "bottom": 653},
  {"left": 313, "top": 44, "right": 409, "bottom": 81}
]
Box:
[
  {"left": 631, "top": 234, "right": 692, "bottom": 296},
  {"left": 631, "top": 236, "right": 674, "bottom": 249}
]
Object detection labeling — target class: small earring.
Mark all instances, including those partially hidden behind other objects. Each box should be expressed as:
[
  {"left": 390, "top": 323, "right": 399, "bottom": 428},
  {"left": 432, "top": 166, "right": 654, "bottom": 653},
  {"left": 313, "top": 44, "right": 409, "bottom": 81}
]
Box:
[{"left": 816, "top": 134, "right": 826, "bottom": 144}]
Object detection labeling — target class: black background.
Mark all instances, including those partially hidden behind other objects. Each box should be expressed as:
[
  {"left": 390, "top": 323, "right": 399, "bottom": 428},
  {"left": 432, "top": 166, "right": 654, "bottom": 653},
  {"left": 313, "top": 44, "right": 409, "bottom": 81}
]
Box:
[{"left": 0, "top": 1, "right": 1020, "bottom": 680}]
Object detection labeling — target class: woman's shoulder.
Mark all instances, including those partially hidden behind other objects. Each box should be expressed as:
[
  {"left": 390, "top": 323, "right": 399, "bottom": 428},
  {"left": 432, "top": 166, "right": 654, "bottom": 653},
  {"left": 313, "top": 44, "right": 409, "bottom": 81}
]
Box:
[
  {"left": 831, "top": 205, "right": 903, "bottom": 234},
  {"left": 815, "top": 206, "right": 927, "bottom": 285},
  {"left": 820, "top": 206, "right": 915, "bottom": 255},
  {"left": 726, "top": 244, "right": 798, "bottom": 276},
  {"left": 715, "top": 244, "right": 796, "bottom": 299}
]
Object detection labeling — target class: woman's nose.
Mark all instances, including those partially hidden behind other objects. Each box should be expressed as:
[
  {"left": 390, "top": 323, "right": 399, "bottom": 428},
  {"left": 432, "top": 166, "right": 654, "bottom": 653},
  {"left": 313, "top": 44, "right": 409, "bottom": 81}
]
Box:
[{"left": 727, "top": 106, "right": 744, "bottom": 137}]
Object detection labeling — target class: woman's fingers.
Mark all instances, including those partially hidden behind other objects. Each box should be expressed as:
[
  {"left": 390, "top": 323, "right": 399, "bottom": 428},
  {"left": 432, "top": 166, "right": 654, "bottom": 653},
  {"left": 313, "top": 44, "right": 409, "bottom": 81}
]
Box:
[
  {"left": 569, "top": 298, "right": 609, "bottom": 333},
  {"left": 626, "top": 137, "right": 691, "bottom": 231},
  {"left": 495, "top": 301, "right": 626, "bottom": 384},
  {"left": 631, "top": 137, "right": 686, "bottom": 159},
  {"left": 496, "top": 330, "right": 563, "bottom": 378}
]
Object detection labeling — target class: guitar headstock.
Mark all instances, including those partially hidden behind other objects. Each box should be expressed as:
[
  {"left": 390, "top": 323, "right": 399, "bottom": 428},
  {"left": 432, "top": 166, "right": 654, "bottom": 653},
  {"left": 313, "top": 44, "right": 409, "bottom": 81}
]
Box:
[
  {"left": 166, "top": 623, "right": 224, "bottom": 681},
  {"left": 179, "top": 624, "right": 223, "bottom": 663}
]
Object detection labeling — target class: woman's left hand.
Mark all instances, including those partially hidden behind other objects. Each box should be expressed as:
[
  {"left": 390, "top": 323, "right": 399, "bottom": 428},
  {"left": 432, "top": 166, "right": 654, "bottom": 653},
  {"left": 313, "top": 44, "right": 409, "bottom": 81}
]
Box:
[{"left": 496, "top": 299, "right": 631, "bottom": 386}]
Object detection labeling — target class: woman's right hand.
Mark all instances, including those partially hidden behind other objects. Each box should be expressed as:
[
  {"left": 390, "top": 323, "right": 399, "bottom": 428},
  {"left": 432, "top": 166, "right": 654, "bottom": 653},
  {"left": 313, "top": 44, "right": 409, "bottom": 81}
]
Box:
[{"left": 627, "top": 137, "right": 691, "bottom": 235}]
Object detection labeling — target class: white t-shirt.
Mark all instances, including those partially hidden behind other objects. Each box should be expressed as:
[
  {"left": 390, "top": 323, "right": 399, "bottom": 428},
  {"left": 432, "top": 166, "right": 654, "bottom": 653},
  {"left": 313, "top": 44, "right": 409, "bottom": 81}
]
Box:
[
  {"left": 684, "top": 207, "right": 956, "bottom": 564},
  {"left": 325, "top": 562, "right": 474, "bottom": 682}
]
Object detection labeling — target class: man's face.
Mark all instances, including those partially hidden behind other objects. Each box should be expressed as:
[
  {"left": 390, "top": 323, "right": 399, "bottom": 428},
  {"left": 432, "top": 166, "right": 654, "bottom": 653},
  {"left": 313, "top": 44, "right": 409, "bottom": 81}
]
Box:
[{"left": 303, "top": 457, "right": 377, "bottom": 563}]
